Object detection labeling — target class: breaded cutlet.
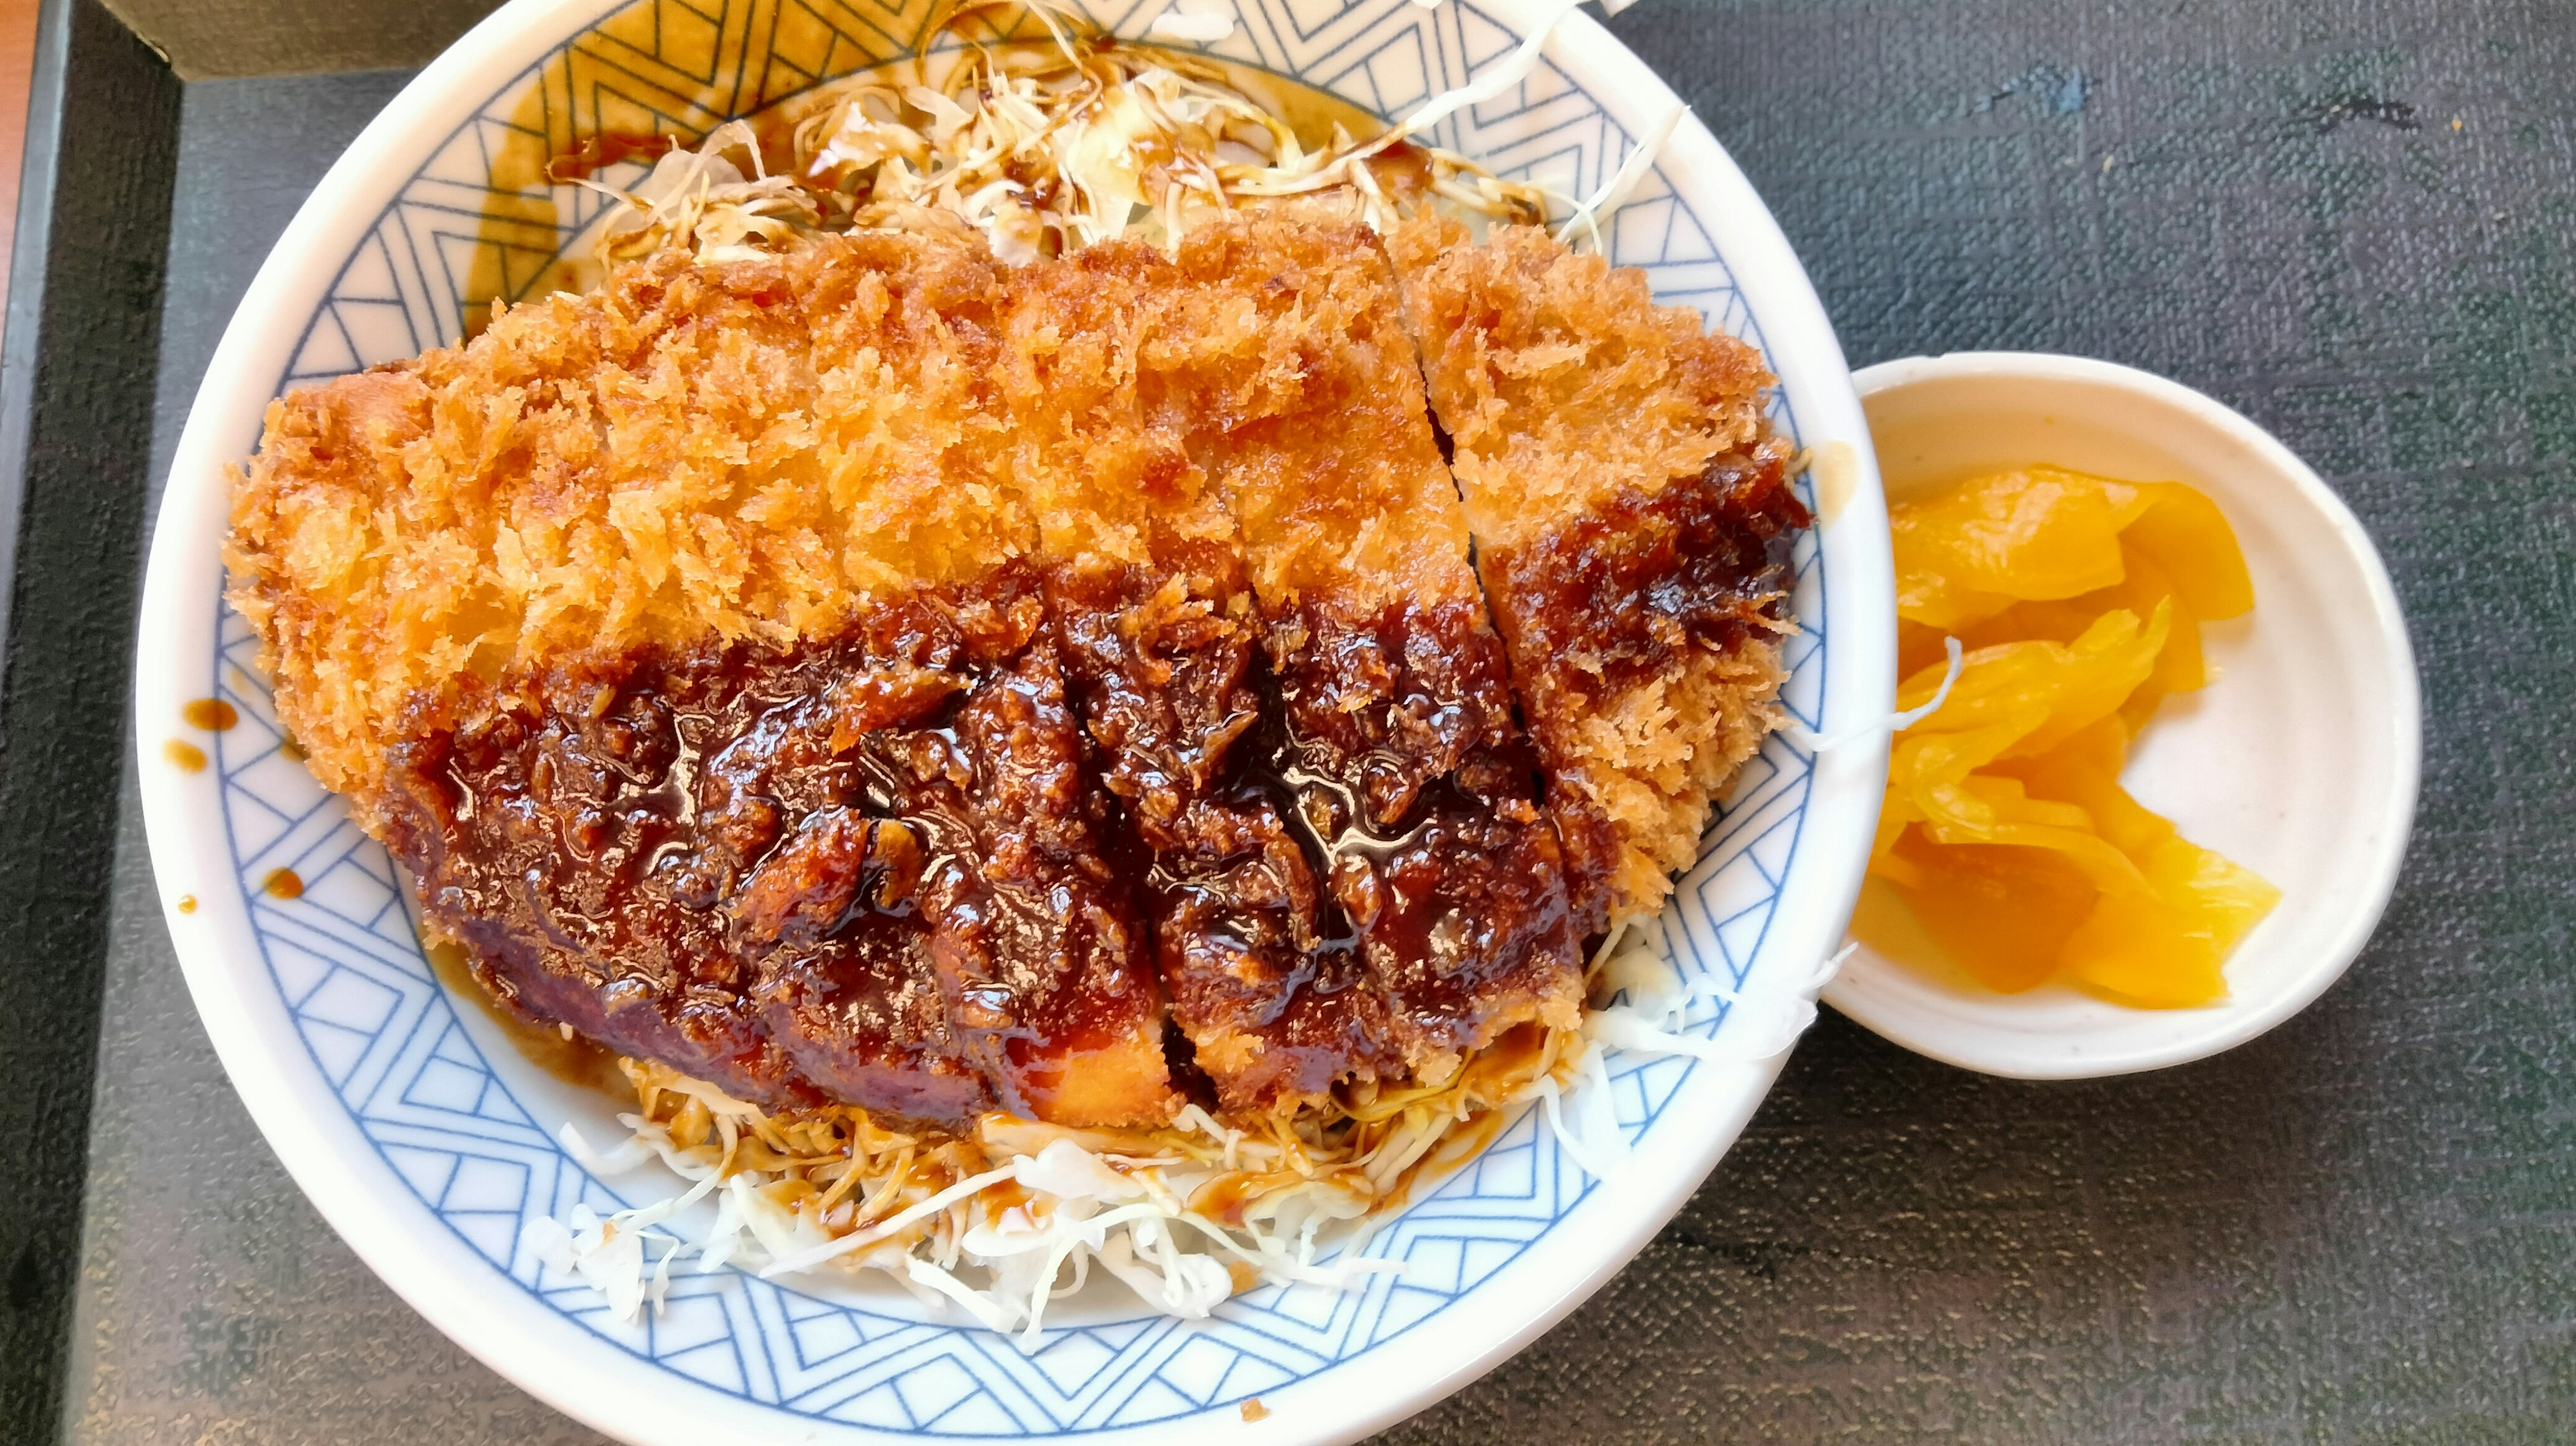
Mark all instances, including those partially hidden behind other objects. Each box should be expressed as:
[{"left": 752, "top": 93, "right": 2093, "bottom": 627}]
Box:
[
  {"left": 987, "top": 219, "right": 1582, "bottom": 1114},
  {"left": 239, "top": 234, "right": 1175, "bottom": 1127},
  {"left": 228, "top": 209, "right": 1805, "bottom": 1127},
  {"left": 1153, "top": 217, "right": 1585, "bottom": 1101},
  {"left": 996, "top": 233, "right": 1401, "bottom": 1114},
  {"left": 1387, "top": 215, "right": 1811, "bottom": 929}
]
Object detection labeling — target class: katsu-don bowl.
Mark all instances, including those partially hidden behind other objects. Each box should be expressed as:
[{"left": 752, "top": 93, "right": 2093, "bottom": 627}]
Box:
[{"left": 133, "top": 1, "right": 1894, "bottom": 1442}]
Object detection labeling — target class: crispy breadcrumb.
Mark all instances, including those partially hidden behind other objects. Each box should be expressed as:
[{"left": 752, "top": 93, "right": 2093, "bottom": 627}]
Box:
[
  {"left": 225, "top": 233, "right": 1030, "bottom": 814},
  {"left": 1386, "top": 215, "right": 1772, "bottom": 545},
  {"left": 1159, "top": 217, "right": 1483, "bottom": 614},
  {"left": 989, "top": 235, "right": 1246, "bottom": 585}
]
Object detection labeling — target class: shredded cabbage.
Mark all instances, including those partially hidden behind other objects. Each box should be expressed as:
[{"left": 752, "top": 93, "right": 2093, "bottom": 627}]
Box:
[
  {"left": 576, "top": 0, "right": 1670, "bottom": 268},
  {"left": 1556, "top": 99, "right": 1688, "bottom": 249},
  {"left": 1147, "top": 8, "right": 1235, "bottom": 42},
  {"left": 541, "top": 1058, "right": 1450, "bottom": 1345},
  {"left": 539, "top": 919, "right": 1847, "bottom": 1340},
  {"left": 1782, "top": 635, "right": 1966, "bottom": 755}
]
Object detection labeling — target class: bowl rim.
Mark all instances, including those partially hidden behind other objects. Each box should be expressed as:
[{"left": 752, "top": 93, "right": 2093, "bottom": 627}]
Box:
[
  {"left": 129, "top": 1, "right": 1895, "bottom": 1441},
  {"left": 1825, "top": 349, "right": 2422, "bottom": 1080}
]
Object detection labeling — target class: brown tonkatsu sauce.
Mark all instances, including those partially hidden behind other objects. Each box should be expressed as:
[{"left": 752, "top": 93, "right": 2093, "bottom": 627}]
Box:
[
  {"left": 383, "top": 559, "right": 1583, "bottom": 1123},
  {"left": 1250, "top": 597, "right": 1576, "bottom": 1055},
  {"left": 1044, "top": 564, "right": 1395, "bottom": 1110},
  {"left": 1487, "top": 448, "right": 1811, "bottom": 696},
  {"left": 1046, "top": 565, "right": 1577, "bottom": 1111},
  {"left": 379, "top": 570, "right": 1170, "bottom": 1129},
  {"left": 425, "top": 938, "right": 625, "bottom": 1095}
]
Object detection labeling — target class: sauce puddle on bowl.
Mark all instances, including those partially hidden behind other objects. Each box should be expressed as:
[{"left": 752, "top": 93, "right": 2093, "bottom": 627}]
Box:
[{"left": 426, "top": 938, "right": 627, "bottom": 1095}]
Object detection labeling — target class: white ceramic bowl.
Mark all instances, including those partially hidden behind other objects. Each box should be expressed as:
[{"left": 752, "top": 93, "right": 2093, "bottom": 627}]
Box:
[
  {"left": 131, "top": 1, "right": 1893, "bottom": 1442},
  {"left": 1826, "top": 351, "right": 2419, "bottom": 1078}
]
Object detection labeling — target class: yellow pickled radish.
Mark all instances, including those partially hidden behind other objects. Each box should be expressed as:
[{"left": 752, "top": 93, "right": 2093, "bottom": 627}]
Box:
[
  {"left": 1892, "top": 465, "right": 2134, "bottom": 628},
  {"left": 1856, "top": 464, "right": 2275, "bottom": 1008},
  {"left": 1876, "top": 837, "right": 2096, "bottom": 993},
  {"left": 2121, "top": 481, "right": 2255, "bottom": 620}
]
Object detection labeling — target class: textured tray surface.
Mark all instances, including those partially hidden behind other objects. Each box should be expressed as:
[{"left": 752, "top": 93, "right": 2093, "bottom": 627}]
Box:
[{"left": 57, "top": 1, "right": 2576, "bottom": 1441}]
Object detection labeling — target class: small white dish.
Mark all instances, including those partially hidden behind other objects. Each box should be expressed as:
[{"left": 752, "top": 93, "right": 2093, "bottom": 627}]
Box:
[{"left": 1825, "top": 351, "right": 2420, "bottom": 1079}]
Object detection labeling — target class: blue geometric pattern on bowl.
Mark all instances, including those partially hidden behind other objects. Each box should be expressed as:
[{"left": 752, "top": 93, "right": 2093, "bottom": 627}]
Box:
[{"left": 209, "top": 0, "right": 1828, "bottom": 1431}]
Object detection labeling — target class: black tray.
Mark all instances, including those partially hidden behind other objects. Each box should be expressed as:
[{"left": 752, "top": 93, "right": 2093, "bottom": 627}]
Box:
[{"left": 5, "top": 0, "right": 2571, "bottom": 1441}]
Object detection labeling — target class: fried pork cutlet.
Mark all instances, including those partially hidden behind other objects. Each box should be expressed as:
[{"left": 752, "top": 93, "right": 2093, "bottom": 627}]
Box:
[
  {"left": 228, "top": 209, "right": 1804, "bottom": 1131},
  {"left": 989, "top": 217, "right": 1582, "bottom": 1114},
  {"left": 233, "top": 235, "right": 1175, "bottom": 1127},
  {"left": 988, "top": 241, "right": 1306, "bottom": 1110},
  {"left": 1387, "top": 216, "right": 1812, "bottom": 929},
  {"left": 791, "top": 234, "right": 1174, "bottom": 1129},
  {"left": 1150, "top": 217, "right": 1584, "bottom": 1107}
]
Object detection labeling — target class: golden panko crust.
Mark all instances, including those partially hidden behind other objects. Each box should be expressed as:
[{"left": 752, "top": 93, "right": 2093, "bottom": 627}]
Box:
[
  {"left": 1159, "top": 217, "right": 1482, "bottom": 614},
  {"left": 991, "top": 213, "right": 1481, "bottom": 614},
  {"left": 225, "top": 231, "right": 1028, "bottom": 812},
  {"left": 1385, "top": 215, "right": 1772, "bottom": 548}
]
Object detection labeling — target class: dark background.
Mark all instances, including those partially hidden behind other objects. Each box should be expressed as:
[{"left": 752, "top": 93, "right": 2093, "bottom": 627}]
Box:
[{"left": 0, "top": 0, "right": 2565, "bottom": 1440}]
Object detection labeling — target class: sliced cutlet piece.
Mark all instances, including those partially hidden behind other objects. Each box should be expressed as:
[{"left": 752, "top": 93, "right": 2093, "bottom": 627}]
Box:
[
  {"left": 729, "top": 572, "right": 1169, "bottom": 1129},
  {"left": 765, "top": 232, "right": 1174, "bottom": 1127},
  {"left": 994, "top": 239, "right": 1379, "bottom": 1114},
  {"left": 1159, "top": 216, "right": 1585, "bottom": 1097},
  {"left": 1386, "top": 216, "right": 1812, "bottom": 929},
  {"left": 339, "top": 248, "right": 856, "bottom": 1108},
  {"left": 246, "top": 236, "right": 1171, "bottom": 1125},
  {"left": 922, "top": 625, "right": 1177, "bottom": 1128},
  {"left": 394, "top": 621, "right": 989, "bottom": 1121}
]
